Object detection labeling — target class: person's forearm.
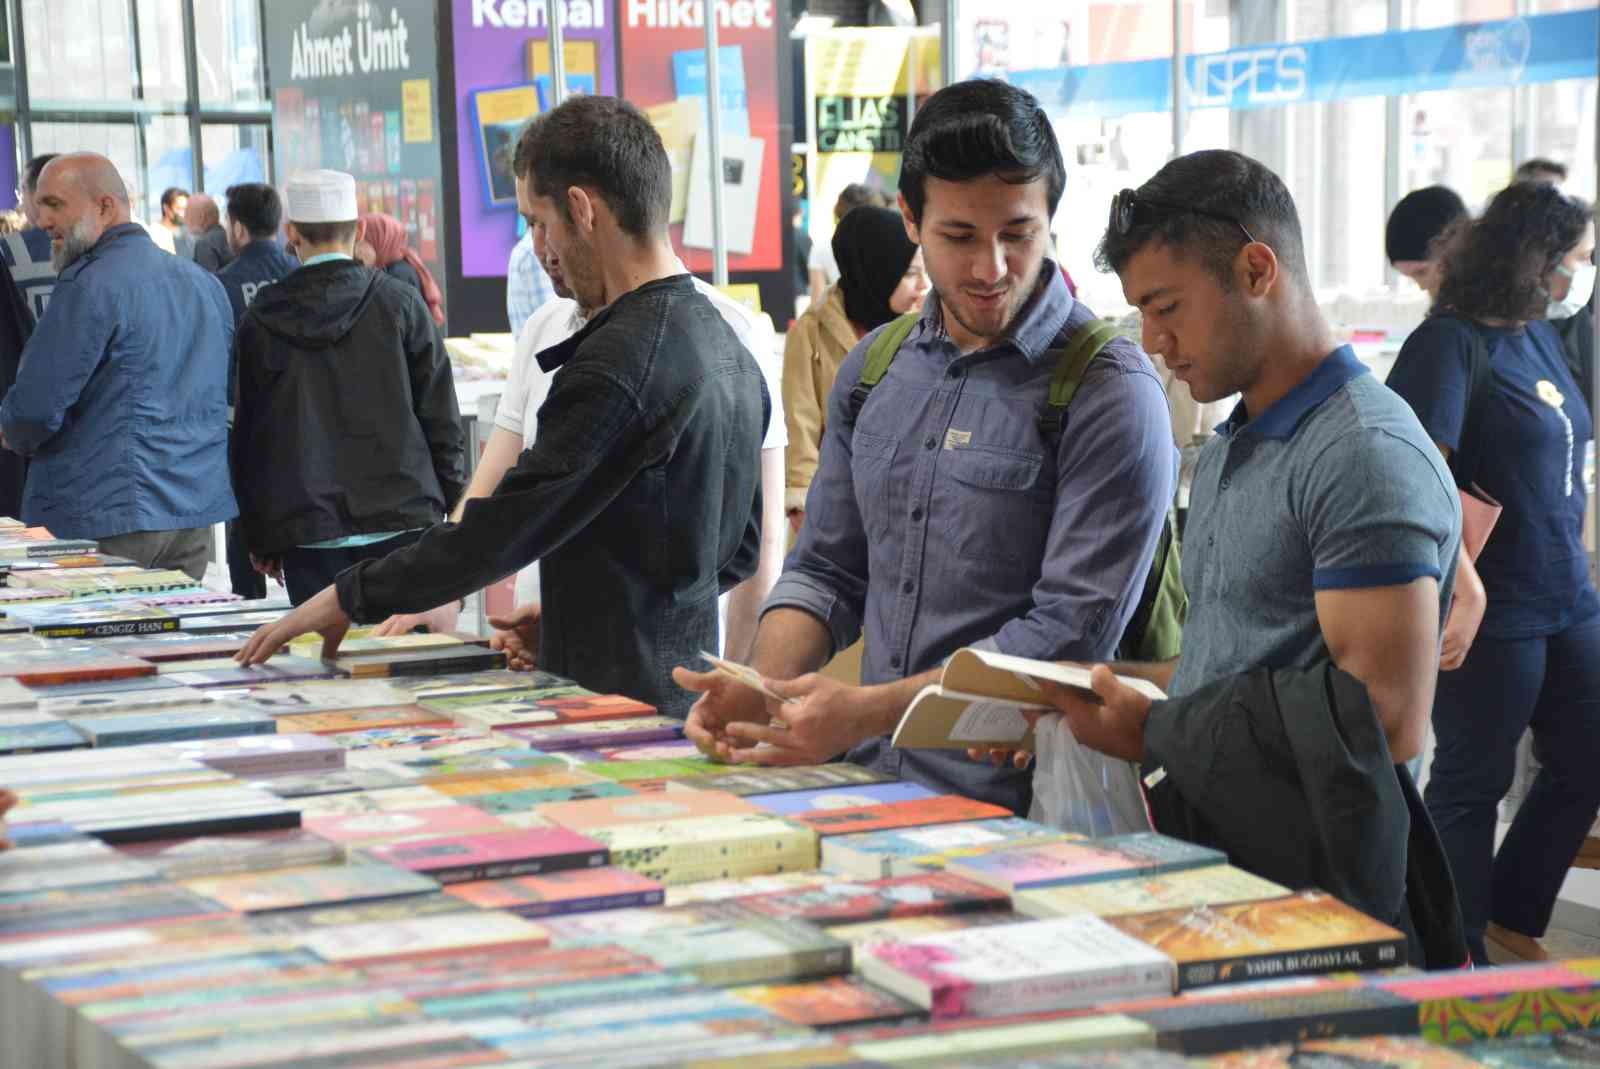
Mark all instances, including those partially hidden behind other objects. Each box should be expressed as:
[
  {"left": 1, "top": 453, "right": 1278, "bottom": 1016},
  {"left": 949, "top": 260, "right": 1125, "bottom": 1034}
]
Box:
[
  {"left": 857, "top": 668, "right": 941, "bottom": 738},
  {"left": 748, "top": 607, "right": 836, "bottom": 681},
  {"left": 450, "top": 431, "right": 523, "bottom": 523}
]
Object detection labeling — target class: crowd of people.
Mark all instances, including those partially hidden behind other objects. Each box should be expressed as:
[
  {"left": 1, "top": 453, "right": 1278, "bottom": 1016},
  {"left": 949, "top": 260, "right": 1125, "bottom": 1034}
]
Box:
[{"left": 0, "top": 81, "right": 1595, "bottom": 973}]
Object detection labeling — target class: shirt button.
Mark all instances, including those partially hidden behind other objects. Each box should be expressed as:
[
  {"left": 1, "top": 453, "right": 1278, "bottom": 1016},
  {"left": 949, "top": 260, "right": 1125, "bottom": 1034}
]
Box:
[
  {"left": 902, "top": 580, "right": 914, "bottom": 594},
  {"left": 924, "top": 436, "right": 937, "bottom": 450},
  {"left": 1220, "top": 477, "right": 1231, "bottom": 489},
  {"left": 910, "top": 507, "right": 924, "bottom": 521},
  {"left": 890, "top": 654, "right": 902, "bottom": 670}
]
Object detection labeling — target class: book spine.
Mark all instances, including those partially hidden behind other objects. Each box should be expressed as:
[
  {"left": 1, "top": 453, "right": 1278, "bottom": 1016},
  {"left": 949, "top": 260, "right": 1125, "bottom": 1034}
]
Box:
[
  {"left": 91, "top": 808, "right": 300, "bottom": 845},
  {"left": 505, "top": 888, "right": 666, "bottom": 919},
  {"left": 608, "top": 831, "right": 817, "bottom": 874},
  {"left": 1176, "top": 935, "right": 1408, "bottom": 991},
  {"left": 1153, "top": 1001, "right": 1421, "bottom": 1055},
  {"left": 31, "top": 618, "right": 180, "bottom": 639},
  {"left": 379, "top": 654, "right": 506, "bottom": 678},
  {"left": 428, "top": 848, "right": 610, "bottom": 885},
  {"left": 965, "top": 960, "right": 1174, "bottom": 1018},
  {"left": 694, "top": 943, "right": 851, "bottom": 987},
  {"left": 820, "top": 841, "right": 898, "bottom": 881}
]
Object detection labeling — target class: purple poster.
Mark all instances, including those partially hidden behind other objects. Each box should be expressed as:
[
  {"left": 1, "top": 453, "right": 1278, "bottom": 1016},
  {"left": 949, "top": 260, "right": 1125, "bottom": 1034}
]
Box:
[{"left": 452, "top": 0, "right": 618, "bottom": 278}]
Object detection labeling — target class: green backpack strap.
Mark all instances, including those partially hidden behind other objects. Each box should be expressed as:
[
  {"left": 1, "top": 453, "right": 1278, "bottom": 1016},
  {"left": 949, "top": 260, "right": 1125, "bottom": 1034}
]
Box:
[
  {"left": 1039, "top": 318, "right": 1124, "bottom": 436},
  {"left": 846, "top": 312, "right": 921, "bottom": 427}
]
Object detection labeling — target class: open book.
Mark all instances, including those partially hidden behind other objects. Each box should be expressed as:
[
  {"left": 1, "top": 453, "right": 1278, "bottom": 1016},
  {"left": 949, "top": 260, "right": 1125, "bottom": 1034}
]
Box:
[{"left": 890, "top": 648, "right": 1167, "bottom": 751}]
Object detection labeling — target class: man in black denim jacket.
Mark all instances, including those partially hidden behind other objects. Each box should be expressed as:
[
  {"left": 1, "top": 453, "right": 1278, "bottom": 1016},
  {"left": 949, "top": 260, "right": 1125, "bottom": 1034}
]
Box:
[{"left": 237, "top": 96, "right": 768, "bottom": 717}]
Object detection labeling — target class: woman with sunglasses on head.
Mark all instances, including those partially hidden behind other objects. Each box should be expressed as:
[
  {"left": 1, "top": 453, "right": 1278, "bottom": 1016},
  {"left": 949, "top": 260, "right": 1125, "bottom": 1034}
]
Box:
[
  {"left": 781, "top": 204, "right": 931, "bottom": 535},
  {"left": 1385, "top": 181, "right": 1600, "bottom": 966}
]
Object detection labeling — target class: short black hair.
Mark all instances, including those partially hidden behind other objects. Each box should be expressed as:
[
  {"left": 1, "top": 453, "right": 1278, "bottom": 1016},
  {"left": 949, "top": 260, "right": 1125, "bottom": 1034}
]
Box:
[
  {"left": 833, "top": 183, "right": 885, "bottom": 221},
  {"left": 160, "top": 186, "right": 189, "bottom": 210},
  {"left": 1095, "top": 149, "right": 1309, "bottom": 286},
  {"left": 1386, "top": 186, "right": 1467, "bottom": 264},
  {"left": 23, "top": 154, "right": 60, "bottom": 192},
  {"left": 293, "top": 220, "right": 359, "bottom": 246},
  {"left": 224, "top": 183, "right": 281, "bottom": 239},
  {"left": 899, "top": 79, "right": 1064, "bottom": 225},
  {"left": 1435, "top": 181, "right": 1589, "bottom": 321},
  {"left": 1514, "top": 157, "right": 1568, "bottom": 184},
  {"left": 515, "top": 95, "right": 671, "bottom": 239}
]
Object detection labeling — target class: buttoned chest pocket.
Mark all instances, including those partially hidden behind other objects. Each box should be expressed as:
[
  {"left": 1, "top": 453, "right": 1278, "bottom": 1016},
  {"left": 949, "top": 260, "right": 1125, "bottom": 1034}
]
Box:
[
  {"left": 937, "top": 445, "right": 1052, "bottom": 566},
  {"left": 851, "top": 429, "right": 901, "bottom": 542}
]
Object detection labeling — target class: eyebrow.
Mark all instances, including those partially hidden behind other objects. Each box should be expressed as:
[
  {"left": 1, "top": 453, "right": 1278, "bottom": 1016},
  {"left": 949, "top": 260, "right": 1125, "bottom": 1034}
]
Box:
[
  {"left": 935, "top": 217, "right": 1040, "bottom": 230},
  {"left": 1132, "top": 286, "right": 1178, "bottom": 309}
]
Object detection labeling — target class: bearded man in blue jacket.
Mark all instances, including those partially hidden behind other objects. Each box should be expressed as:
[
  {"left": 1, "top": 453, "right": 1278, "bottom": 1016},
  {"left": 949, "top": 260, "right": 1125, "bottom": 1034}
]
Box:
[{"left": 0, "top": 153, "right": 236, "bottom": 579}]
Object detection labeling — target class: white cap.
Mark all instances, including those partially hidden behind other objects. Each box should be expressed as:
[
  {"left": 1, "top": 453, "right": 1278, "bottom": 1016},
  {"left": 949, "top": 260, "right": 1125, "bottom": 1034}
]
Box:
[{"left": 284, "top": 170, "right": 358, "bottom": 223}]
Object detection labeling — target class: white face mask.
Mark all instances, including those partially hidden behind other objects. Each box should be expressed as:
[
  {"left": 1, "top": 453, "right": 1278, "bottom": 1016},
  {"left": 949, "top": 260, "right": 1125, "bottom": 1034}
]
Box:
[{"left": 1548, "top": 262, "right": 1596, "bottom": 320}]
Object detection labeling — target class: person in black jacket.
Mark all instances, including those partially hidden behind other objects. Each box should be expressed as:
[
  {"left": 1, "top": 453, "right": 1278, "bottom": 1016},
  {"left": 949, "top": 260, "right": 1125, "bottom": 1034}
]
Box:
[
  {"left": 186, "top": 193, "right": 235, "bottom": 273},
  {"left": 235, "top": 97, "right": 766, "bottom": 718},
  {"left": 230, "top": 169, "right": 465, "bottom": 606},
  {"left": 215, "top": 183, "right": 298, "bottom": 327},
  {"left": 0, "top": 252, "right": 32, "bottom": 520}
]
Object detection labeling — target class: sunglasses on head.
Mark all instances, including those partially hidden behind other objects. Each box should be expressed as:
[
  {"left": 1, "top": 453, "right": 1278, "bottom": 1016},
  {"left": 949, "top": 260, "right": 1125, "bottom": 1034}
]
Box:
[{"left": 1110, "top": 188, "right": 1258, "bottom": 246}]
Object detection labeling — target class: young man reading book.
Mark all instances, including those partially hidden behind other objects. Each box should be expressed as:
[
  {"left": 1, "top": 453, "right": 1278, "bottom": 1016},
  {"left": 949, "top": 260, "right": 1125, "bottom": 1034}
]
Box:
[{"left": 672, "top": 80, "right": 1176, "bottom": 814}]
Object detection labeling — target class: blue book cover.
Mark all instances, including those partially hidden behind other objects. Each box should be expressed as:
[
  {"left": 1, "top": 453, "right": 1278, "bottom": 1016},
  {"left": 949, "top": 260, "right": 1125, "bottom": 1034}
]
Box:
[
  {"left": 748, "top": 780, "right": 939, "bottom": 815},
  {"left": 0, "top": 718, "right": 87, "bottom": 754},
  {"left": 72, "top": 706, "right": 275, "bottom": 747},
  {"left": 533, "top": 72, "right": 597, "bottom": 110},
  {"left": 671, "top": 46, "right": 750, "bottom": 138}
]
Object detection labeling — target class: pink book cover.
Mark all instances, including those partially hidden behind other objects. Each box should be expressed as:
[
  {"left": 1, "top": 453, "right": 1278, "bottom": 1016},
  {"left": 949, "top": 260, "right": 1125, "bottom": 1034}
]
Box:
[
  {"left": 1377, "top": 963, "right": 1594, "bottom": 999},
  {"left": 304, "top": 804, "right": 511, "bottom": 847},
  {"left": 368, "top": 828, "right": 608, "bottom": 883}
]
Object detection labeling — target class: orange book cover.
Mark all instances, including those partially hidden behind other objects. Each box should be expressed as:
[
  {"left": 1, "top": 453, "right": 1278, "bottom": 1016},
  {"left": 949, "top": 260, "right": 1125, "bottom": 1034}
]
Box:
[
  {"left": 274, "top": 705, "right": 452, "bottom": 735},
  {"left": 793, "top": 795, "right": 1012, "bottom": 837},
  {"left": 538, "top": 693, "right": 657, "bottom": 723}
]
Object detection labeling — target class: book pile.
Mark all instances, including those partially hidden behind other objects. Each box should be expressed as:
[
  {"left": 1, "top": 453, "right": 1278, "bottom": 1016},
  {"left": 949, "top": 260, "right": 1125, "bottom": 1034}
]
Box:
[{"left": 0, "top": 532, "right": 1595, "bottom": 1066}]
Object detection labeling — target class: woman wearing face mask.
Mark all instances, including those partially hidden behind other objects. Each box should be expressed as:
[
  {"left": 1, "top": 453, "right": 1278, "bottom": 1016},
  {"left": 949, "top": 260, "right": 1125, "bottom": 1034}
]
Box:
[
  {"left": 1548, "top": 216, "right": 1596, "bottom": 408},
  {"left": 1386, "top": 182, "right": 1600, "bottom": 966},
  {"left": 782, "top": 205, "right": 931, "bottom": 534}
]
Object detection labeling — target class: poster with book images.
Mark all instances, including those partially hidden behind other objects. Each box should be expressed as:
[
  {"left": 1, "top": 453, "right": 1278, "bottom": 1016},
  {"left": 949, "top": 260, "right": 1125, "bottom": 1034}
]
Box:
[
  {"left": 266, "top": 0, "right": 446, "bottom": 307},
  {"left": 451, "top": 0, "right": 619, "bottom": 278}
]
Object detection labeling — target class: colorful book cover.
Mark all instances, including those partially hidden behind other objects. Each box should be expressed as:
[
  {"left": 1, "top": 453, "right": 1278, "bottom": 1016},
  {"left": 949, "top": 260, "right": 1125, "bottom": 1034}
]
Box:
[
  {"left": 1016, "top": 865, "right": 1292, "bottom": 920},
  {"left": 221, "top": 680, "right": 415, "bottom": 716},
  {"left": 1204, "top": 1036, "right": 1488, "bottom": 1068},
  {"left": 821, "top": 816, "right": 1076, "bottom": 879},
  {"left": 273, "top": 705, "right": 452, "bottom": 734},
  {"left": 300, "top": 911, "right": 550, "bottom": 965},
  {"left": 731, "top": 975, "right": 925, "bottom": 1029},
  {"left": 580, "top": 813, "right": 818, "bottom": 886},
  {"left": 1129, "top": 986, "right": 1420, "bottom": 1055},
  {"left": 851, "top": 1015, "right": 1156, "bottom": 1065},
  {"left": 589, "top": 740, "right": 705, "bottom": 762},
  {"left": 367, "top": 828, "right": 608, "bottom": 884},
  {"left": 332, "top": 725, "right": 495, "bottom": 753},
  {"left": 671, "top": 45, "right": 750, "bottom": 137},
  {"left": 387, "top": 668, "right": 566, "bottom": 700},
  {"left": 426, "top": 766, "right": 612, "bottom": 798},
  {"left": 303, "top": 803, "right": 511, "bottom": 847},
  {"left": 499, "top": 715, "right": 686, "bottom": 751},
  {"left": 1376, "top": 964, "right": 1600, "bottom": 1044},
  {"left": 0, "top": 649, "right": 157, "bottom": 686},
  {"left": 733, "top": 871, "right": 1009, "bottom": 927},
  {"left": 583, "top": 757, "right": 717, "bottom": 782},
  {"left": 748, "top": 780, "right": 940, "bottom": 815},
  {"left": 245, "top": 889, "right": 476, "bottom": 936},
  {"left": 148, "top": 731, "right": 343, "bottom": 777},
  {"left": 949, "top": 832, "right": 1227, "bottom": 893},
  {"left": 857, "top": 914, "right": 1175, "bottom": 1018},
  {"left": 616, "top": 913, "right": 851, "bottom": 987},
  {"left": 826, "top": 911, "right": 1026, "bottom": 957},
  {"left": 424, "top": 697, "right": 560, "bottom": 729},
  {"left": 180, "top": 860, "right": 440, "bottom": 913},
  {"left": 537, "top": 693, "right": 657, "bottom": 723},
  {"left": 0, "top": 718, "right": 86, "bottom": 754},
  {"left": 667, "top": 763, "right": 894, "bottom": 797},
  {"left": 418, "top": 682, "right": 593, "bottom": 715},
  {"left": 163, "top": 656, "right": 344, "bottom": 688},
  {"left": 1106, "top": 891, "right": 1407, "bottom": 990},
  {"left": 119, "top": 828, "right": 345, "bottom": 879},
  {"left": 258, "top": 767, "right": 413, "bottom": 798},
  {"left": 6, "top": 601, "right": 179, "bottom": 638},
  {"left": 445, "top": 866, "right": 665, "bottom": 918},
  {"left": 1466, "top": 1029, "right": 1600, "bottom": 1068},
  {"left": 541, "top": 789, "right": 759, "bottom": 833},
  {"left": 378, "top": 747, "right": 566, "bottom": 779},
  {"left": 794, "top": 794, "right": 1013, "bottom": 837},
  {"left": 339, "top": 646, "right": 507, "bottom": 678},
  {"left": 663, "top": 870, "right": 831, "bottom": 907}
]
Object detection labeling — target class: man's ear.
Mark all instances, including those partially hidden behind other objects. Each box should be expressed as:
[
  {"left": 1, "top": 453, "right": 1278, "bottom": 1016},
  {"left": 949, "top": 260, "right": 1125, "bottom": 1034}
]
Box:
[
  {"left": 567, "top": 186, "right": 596, "bottom": 235},
  {"left": 1238, "top": 240, "right": 1279, "bottom": 298},
  {"left": 898, "top": 192, "right": 920, "bottom": 245}
]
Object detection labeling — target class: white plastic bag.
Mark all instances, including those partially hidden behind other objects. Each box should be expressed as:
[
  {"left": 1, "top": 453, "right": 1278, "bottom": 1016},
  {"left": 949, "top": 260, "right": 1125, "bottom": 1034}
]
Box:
[{"left": 1027, "top": 712, "right": 1152, "bottom": 837}]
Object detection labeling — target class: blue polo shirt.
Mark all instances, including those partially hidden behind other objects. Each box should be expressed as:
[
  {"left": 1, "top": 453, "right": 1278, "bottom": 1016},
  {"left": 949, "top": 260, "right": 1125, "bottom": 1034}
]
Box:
[
  {"left": 1387, "top": 317, "right": 1598, "bottom": 639},
  {"left": 1171, "top": 346, "right": 1461, "bottom": 699}
]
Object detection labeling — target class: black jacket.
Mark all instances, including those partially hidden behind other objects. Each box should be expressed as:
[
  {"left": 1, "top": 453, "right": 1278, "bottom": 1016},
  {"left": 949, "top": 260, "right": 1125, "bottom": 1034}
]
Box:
[
  {"left": 1556, "top": 301, "right": 1594, "bottom": 408},
  {"left": 335, "top": 274, "right": 767, "bottom": 717},
  {"left": 0, "top": 254, "right": 32, "bottom": 517},
  {"left": 1141, "top": 663, "right": 1469, "bottom": 971},
  {"left": 191, "top": 225, "right": 236, "bottom": 273},
  {"left": 216, "top": 240, "right": 299, "bottom": 326},
  {"left": 231, "top": 260, "right": 465, "bottom": 556}
]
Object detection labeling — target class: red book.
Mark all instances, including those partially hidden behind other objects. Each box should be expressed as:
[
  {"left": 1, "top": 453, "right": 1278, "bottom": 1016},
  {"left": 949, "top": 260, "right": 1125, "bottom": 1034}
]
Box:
[
  {"left": 792, "top": 795, "right": 1012, "bottom": 837},
  {"left": 368, "top": 828, "right": 608, "bottom": 884}
]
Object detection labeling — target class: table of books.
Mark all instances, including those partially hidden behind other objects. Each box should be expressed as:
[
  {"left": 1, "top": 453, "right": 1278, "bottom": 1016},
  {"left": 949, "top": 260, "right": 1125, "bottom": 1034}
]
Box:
[{"left": 0, "top": 522, "right": 1597, "bottom": 1068}]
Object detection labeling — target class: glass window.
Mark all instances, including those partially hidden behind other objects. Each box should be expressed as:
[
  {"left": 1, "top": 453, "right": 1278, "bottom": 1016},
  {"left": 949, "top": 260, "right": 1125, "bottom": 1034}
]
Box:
[
  {"left": 22, "top": 0, "right": 134, "bottom": 105},
  {"left": 194, "top": 0, "right": 265, "bottom": 107},
  {"left": 142, "top": 113, "right": 192, "bottom": 225},
  {"left": 1399, "top": 86, "right": 1516, "bottom": 211},
  {"left": 30, "top": 121, "right": 139, "bottom": 202},
  {"left": 133, "top": 0, "right": 189, "bottom": 106},
  {"left": 201, "top": 122, "right": 271, "bottom": 204}
]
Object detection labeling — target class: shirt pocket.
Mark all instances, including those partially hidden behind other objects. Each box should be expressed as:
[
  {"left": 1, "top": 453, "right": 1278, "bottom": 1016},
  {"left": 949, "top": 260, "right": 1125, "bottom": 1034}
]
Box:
[
  {"left": 851, "top": 429, "right": 901, "bottom": 542},
  {"left": 937, "top": 444, "right": 1052, "bottom": 566}
]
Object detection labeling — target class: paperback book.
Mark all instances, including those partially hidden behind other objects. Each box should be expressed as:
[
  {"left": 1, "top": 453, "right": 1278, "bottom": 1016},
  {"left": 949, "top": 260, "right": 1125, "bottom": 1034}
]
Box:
[
  {"left": 499, "top": 715, "right": 686, "bottom": 751},
  {"left": 444, "top": 866, "right": 666, "bottom": 918},
  {"left": 272, "top": 704, "right": 452, "bottom": 734},
  {"left": 821, "top": 816, "right": 1077, "bottom": 880},
  {"left": 366, "top": 827, "right": 609, "bottom": 883},
  {"left": 948, "top": 832, "right": 1227, "bottom": 893},
  {"left": 745, "top": 778, "right": 941, "bottom": 814},
  {"left": 68, "top": 705, "right": 275, "bottom": 747},
  {"left": 5, "top": 601, "right": 179, "bottom": 638},
  {"left": 119, "top": 828, "right": 346, "bottom": 879},
  {"left": 732, "top": 871, "right": 1010, "bottom": 927},
  {"left": 1015, "top": 864, "right": 1291, "bottom": 920},
  {"left": 180, "top": 859, "right": 441, "bottom": 912},
  {"left": 731, "top": 975, "right": 926, "bottom": 1029},
  {"left": 794, "top": 794, "right": 1013, "bottom": 837},
  {"left": 667, "top": 763, "right": 894, "bottom": 797}
]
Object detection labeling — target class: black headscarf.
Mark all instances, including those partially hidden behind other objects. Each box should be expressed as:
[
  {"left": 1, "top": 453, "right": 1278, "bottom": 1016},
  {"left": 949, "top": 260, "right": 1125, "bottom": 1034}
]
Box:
[{"left": 833, "top": 205, "right": 919, "bottom": 331}]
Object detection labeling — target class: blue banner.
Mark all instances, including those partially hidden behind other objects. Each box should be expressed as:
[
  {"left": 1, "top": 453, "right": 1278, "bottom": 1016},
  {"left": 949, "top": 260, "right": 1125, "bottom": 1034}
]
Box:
[{"left": 1008, "top": 9, "right": 1598, "bottom": 120}]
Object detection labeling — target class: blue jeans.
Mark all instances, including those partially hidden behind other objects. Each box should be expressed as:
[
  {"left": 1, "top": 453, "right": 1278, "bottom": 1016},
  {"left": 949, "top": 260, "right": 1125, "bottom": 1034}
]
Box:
[{"left": 1425, "top": 607, "right": 1600, "bottom": 964}]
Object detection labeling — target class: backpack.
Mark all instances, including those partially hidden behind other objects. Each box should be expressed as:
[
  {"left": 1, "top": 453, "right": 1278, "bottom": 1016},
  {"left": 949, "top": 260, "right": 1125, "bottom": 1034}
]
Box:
[{"left": 848, "top": 313, "right": 1186, "bottom": 663}]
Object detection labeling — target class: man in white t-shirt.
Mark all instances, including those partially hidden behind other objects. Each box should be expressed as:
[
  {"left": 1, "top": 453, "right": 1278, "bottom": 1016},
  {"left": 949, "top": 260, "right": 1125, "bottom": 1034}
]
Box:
[{"left": 376, "top": 167, "right": 787, "bottom": 663}]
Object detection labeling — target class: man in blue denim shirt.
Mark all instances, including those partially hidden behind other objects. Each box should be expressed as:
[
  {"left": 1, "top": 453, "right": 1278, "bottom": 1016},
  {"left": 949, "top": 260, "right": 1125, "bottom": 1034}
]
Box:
[
  {"left": 675, "top": 81, "right": 1177, "bottom": 813},
  {"left": 0, "top": 154, "right": 236, "bottom": 579}
]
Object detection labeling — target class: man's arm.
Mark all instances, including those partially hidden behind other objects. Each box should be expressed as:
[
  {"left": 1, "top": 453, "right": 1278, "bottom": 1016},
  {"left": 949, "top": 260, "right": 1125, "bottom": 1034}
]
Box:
[
  {"left": 404, "top": 293, "right": 467, "bottom": 505},
  {"left": 447, "top": 428, "right": 522, "bottom": 522},
  {"left": 1316, "top": 579, "right": 1440, "bottom": 762},
  {"left": 0, "top": 277, "right": 110, "bottom": 455},
  {"left": 723, "top": 445, "right": 786, "bottom": 663}
]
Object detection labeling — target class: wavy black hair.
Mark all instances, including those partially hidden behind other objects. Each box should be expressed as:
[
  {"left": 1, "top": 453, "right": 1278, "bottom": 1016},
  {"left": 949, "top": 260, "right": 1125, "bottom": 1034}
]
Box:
[
  {"left": 899, "top": 79, "right": 1063, "bottom": 224},
  {"left": 1433, "top": 181, "right": 1590, "bottom": 322},
  {"left": 513, "top": 95, "right": 671, "bottom": 240}
]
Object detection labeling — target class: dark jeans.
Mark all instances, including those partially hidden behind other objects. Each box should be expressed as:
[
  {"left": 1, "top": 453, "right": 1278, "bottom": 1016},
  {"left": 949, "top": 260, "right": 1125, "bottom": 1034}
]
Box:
[
  {"left": 282, "top": 531, "right": 425, "bottom": 608},
  {"left": 226, "top": 521, "right": 266, "bottom": 599},
  {"left": 1425, "top": 607, "right": 1600, "bottom": 964},
  {"left": 97, "top": 527, "right": 212, "bottom": 582}
]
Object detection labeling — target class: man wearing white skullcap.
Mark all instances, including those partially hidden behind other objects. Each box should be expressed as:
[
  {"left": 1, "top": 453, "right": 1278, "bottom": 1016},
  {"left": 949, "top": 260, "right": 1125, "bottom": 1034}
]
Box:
[{"left": 229, "top": 169, "right": 465, "bottom": 605}]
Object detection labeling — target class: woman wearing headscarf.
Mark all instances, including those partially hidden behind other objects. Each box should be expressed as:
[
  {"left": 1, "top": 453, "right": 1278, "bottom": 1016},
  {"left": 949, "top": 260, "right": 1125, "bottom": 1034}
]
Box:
[
  {"left": 782, "top": 204, "right": 930, "bottom": 532},
  {"left": 356, "top": 213, "right": 446, "bottom": 327}
]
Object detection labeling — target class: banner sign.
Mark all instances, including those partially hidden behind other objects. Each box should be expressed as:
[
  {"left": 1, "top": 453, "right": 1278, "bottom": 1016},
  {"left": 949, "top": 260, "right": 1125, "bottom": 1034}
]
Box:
[{"left": 1008, "top": 9, "right": 1599, "bottom": 121}]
